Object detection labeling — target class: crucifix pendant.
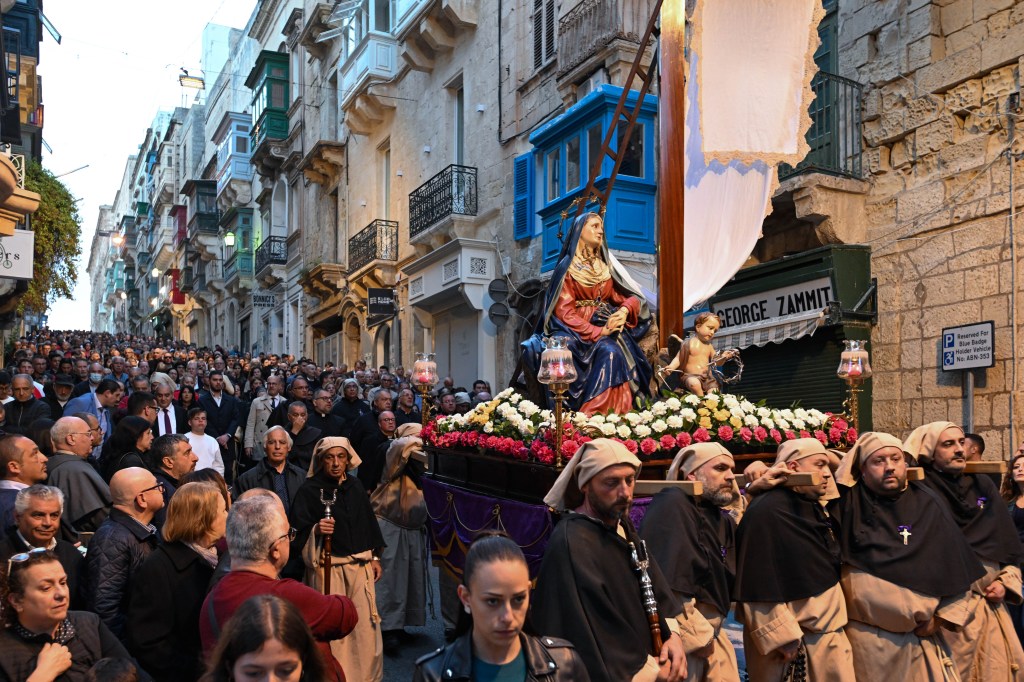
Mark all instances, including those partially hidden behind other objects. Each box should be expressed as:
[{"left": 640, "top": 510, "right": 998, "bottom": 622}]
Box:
[
  {"left": 898, "top": 525, "right": 912, "bottom": 545},
  {"left": 977, "top": 497, "right": 987, "bottom": 511}
]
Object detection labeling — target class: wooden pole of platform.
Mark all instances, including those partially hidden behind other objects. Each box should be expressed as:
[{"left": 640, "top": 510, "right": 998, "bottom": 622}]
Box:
[{"left": 658, "top": 0, "right": 686, "bottom": 348}]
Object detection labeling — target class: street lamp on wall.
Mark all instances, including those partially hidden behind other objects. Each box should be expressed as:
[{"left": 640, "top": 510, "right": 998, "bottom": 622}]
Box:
[
  {"left": 224, "top": 231, "right": 235, "bottom": 247},
  {"left": 151, "top": 267, "right": 160, "bottom": 278}
]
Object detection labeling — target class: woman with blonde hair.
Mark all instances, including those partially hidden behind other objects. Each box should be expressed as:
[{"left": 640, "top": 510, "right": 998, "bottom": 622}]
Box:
[{"left": 126, "top": 482, "right": 229, "bottom": 681}]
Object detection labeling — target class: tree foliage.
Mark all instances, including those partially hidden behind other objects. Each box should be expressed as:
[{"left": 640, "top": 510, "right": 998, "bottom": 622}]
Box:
[{"left": 21, "top": 160, "right": 82, "bottom": 313}]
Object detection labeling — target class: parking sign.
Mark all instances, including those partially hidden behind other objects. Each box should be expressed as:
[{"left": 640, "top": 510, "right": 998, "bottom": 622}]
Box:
[{"left": 940, "top": 322, "right": 995, "bottom": 372}]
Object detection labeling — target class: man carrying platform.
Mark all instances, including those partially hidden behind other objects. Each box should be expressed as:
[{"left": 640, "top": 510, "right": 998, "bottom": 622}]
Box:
[
  {"left": 835, "top": 432, "right": 983, "bottom": 680},
  {"left": 904, "top": 421, "right": 1024, "bottom": 681},
  {"left": 735, "top": 438, "right": 854, "bottom": 681},
  {"left": 531, "top": 438, "right": 686, "bottom": 682},
  {"left": 640, "top": 442, "right": 741, "bottom": 681}
]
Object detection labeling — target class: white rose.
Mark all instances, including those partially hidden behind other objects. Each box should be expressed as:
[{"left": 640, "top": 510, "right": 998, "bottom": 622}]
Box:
[
  {"left": 652, "top": 419, "right": 668, "bottom": 433},
  {"left": 666, "top": 415, "right": 684, "bottom": 429},
  {"left": 601, "top": 423, "right": 617, "bottom": 436},
  {"left": 744, "top": 414, "right": 759, "bottom": 427},
  {"left": 616, "top": 424, "right": 632, "bottom": 438},
  {"left": 680, "top": 408, "right": 697, "bottom": 422},
  {"left": 634, "top": 424, "right": 652, "bottom": 438},
  {"left": 665, "top": 397, "right": 682, "bottom": 410}
]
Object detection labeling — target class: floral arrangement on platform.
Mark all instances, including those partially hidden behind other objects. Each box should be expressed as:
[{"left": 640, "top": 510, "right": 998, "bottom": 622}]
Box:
[{"left": 422, "top": 388, "right": 858, "bottom": 466}]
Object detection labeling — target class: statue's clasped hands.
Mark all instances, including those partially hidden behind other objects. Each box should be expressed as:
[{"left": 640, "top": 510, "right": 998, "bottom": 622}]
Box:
[{"left": 602, "top": 307, "right": 629, "bottom": 336}]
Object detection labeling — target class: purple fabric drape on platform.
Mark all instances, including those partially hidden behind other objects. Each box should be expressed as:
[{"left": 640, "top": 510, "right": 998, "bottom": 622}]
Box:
[{"left": 422, "top": 477, "right": 555, "bottom": 580}]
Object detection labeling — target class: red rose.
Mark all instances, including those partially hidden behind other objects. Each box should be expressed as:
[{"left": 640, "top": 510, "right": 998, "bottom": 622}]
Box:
[{"left": 739, "top": 427, "right": 753, "bottom": 442}]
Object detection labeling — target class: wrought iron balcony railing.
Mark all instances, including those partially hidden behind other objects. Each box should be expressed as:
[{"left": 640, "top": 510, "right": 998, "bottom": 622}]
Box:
[
  {"left": 349, "top": 219, "right": 398, "bottom": 273},
  {"left": 557, "top": 0, "right": 655, "bottom": 77},
  {"left": 255, "top": 236, "right": 288, "bottom": 274},
  {"left": 409, "top": 164, "right": 478, "bottom": 238},
  {"left": 224, "top": 251, "right": 254, "bottom": 281},
  {"left": 779, "top": 71, "right": 863, "bottom": 181}
]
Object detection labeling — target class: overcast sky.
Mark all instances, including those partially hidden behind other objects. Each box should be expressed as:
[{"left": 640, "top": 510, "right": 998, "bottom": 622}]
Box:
[{"left": 39, "top": 0, "right": 257, "bottom": 330}]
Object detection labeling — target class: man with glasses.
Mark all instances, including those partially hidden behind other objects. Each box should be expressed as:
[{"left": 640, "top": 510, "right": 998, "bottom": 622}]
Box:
[
  {"left": 307, "top": 389, "right": 347, "bottom": 439},
  {"left": 83, "top": 466, "right": 163, "bottom": 638},
  {"left": 47, "top": 416, "right": 111, "bottom": 540},
  {"left": 244, "top": 374, "right": 284, "bottom": 462},
  {"left": 63, "top": 379, "right": 123, "bottom": 457},
  {"left": 199, "top": 495, "right": 358, "bottom": 681}
]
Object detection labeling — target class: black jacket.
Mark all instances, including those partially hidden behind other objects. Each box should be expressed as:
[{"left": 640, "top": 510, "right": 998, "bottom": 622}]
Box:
[
  {"left": 307, "top": 410, "right": 348, "bottom": 438},
  {"left": 127, "top": 541, "right": 214, "bottom": 682},
  {"left": 151, "top": 470, "right": 179, "bottom": 530},
  {"left": 331, "top": 396, "right": 371, "bottom": 429},
  {"left": 413, "top": 632, "right": 590, "bottom": 682},
  {"left": 5, "top": 397, "right": 51, "bottom": 435},
  {"left": 42, "top": 395, "right": 70, "bottom": 420},
  {"left": 234, "top": 457, "right": 306, "bottom": 513},
  {"left": 0, "top": 610, "right": 151, "bottom": 682},
  {"left": 83, "top": 508, "right": 160, "bottom": 638},
  {"left": 198, "top": 392, "right": 240, "bottom": 440}
]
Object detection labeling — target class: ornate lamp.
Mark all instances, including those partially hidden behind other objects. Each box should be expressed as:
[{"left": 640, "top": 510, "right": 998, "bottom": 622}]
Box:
[
  {"left": 412, "top": 352, "right": 438, "bottom": 428},
  {"left": 836, "top": 340, "right": 872, "bottom": 431},
  {"left": 537, "top": 336, "right": 578, "bottom": 468},
  {"left": 224, "top": 230, "right": 236, "bottom": 247}
]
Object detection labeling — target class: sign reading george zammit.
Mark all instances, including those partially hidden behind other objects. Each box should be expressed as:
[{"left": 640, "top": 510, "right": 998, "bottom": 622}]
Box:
[
  {"left": 941, "top": 321, "right": 995, "bottom": 372},
  {"left": 711, "top": 277, "right": 832, "bottom": 329},
  {"left": 0, "top": 229, "right": 35, "bottom": 280}
]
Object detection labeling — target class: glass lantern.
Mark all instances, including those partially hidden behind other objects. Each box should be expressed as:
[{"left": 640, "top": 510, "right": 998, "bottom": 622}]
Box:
[
  {"left": 412, "top": 352, "right": 438, "bottom": 387},
  {"left": 836, "top": 340, "right": 872, "bottom": 383},
  {"left": 537, "top": 336, "right": 578, "bottom": 385}
]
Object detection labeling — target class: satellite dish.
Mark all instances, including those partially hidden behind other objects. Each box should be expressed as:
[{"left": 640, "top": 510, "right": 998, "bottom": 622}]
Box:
[
  {"left": 487, "top": 302, "right": 510, "bottom": 327},
  {"left": 487, "top": 278, "right": 509, "bottom": 302}
]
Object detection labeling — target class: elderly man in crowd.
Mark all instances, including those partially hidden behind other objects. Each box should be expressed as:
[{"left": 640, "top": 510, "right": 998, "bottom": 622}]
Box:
[
  {"left": 332, "top": 378, "right": 371, "bottom": 426},
  {"left": 834, "top": 432, "right": 983, "bottom": 680},
  {"left": 152, "top": 382, "right": 187, "bottom": 437},
  {"left": 64, "top": 378, "right": 123, "bottom": 457},
  {"left": 234, "top": 426, "right": 306, "bottom": 515},
  {"left": 5, "top": 373, "right": 51, "bottom": 435},
  {"left": 532, "top": 438, "right": 686, "bottom": 682},
  {"left": 199, "top": 494, "right": 358, "bottom": 682},
  {"left": 84, "top": 466, "right": 164, "bottom": 638},
  {"left": 47, "top": 416, "right": 111, "bottom": 539},
  {"left": 42, "top": 373, "right": 76, "bottom": 420},
  {"left": 0, "top": 433, "right": 48, "bottom": 531},
  {"left": 904, "top": 421, "right": 1024, "bottom": 680},
  {"left": 735, "top": 439, "right": 854, "bottom": 682},
  {"left": 0, "top": 484, "right": 84, "bottom": 607}
]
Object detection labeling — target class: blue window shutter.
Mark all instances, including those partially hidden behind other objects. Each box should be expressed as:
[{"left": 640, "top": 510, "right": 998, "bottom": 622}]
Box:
[{"left": 513, "top": 153, "right": 534, "bottom": 240}]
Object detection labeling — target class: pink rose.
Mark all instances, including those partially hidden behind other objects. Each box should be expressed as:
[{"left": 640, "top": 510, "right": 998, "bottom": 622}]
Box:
[
  {"left": 717, "top": 426, "right": 734, "bottom": 442},
  {"left": 640, "top": 438, "right": 658, "bottom": 455},
  {"left": 739, "top": 427, "right": 753, "bottom": 442},
  {"left": 770, "top": 429, "right": 783, "bottom": 444},
  {"left": 813, "top": 430, "right": 827, "bottom": 445},
  {"left": 753, "top": 426, "right": 768, "bottom": 442},
  {"left": 693, "top": 428, "right": 710, "bottom": 443},
  {"left": 676, "top": 432, "right": 693, "bottom": 447},
  {"left": 660, "top": 435, "right": 677, "bottom": 450}
]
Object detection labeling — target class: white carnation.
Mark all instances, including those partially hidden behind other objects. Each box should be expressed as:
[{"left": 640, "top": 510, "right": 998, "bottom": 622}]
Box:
[
  {"left": 651, "top": 402, "right": 668, "bottom": 416},
  {"left": 616, "top": 424, "right": 632, "bottom": 439},
  {"left": 601, "top": 423, "right": 617, "bottom": 436},
  {"left": 740, "top": 401, "right": 754, "bottom": 412},
  {"left": 651, "top": 419, "right": 668, "bottom": 433},
  {"left": 743, "top": 414, "right": 759, "bottom": 427},
  {"left": 792, "top": 419, "right": 806, "bottom": 431},
  {"left": 624, "top": 413, "right": 642, "bottom": 426},
  {"left": 680, "top": 408, "right": 697, "bottom": 422},
  {"left": 606, "top": 413, "right": 621, "bottom": 424},
  {"left": 776, "top": 418, "right": 790, "bottom": 430},
  {"left": 684, "top": 394, "right": 701, "bottom": 406},
  {"left": 756, "top": 407, "right": 770, "bottom": 418},
  {"left": 634, "top": 424, "right": 652, "bottom": 438},
  {"left": 761, "top": 418, "right": 775, "bottom": 430},
  {"left": 666, "top": 415, "right": 684, "bottom": 429},
  {"left": 723, "top": 395, "right": 740, "bottom": 409},
  {"left": 518, "top": 401, "right": 540, "bottom": 417},
  {"left": 483, "top": 422, "right": 494, "bottom": 433},
  {"left": 665, "top": 397, "right": 682, "bottom": 411}
]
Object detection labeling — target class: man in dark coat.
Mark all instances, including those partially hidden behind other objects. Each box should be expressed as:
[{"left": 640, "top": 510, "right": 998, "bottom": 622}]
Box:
[
  {"left": 41, "top": 373, "right": 76, "bottom": 420},
  {"left": 284, "top": 402, "right": 321, "bottom": 474},
  {"left": 83, "top": 467, "right": 164, "bottom": 638},
  {"left": 531, "top": 438, "right": 686, "bottom": 682},
  {"left": 145, "top": 434, "right": 197, "bottom": 530},
  {"left": 356, "top": 410, "right": 396, "bottom": 492},
  {"left": 266, "top": 376, "right": 314, "bottom": 429},
  {"left": 0, "top": 433, "right": 48, "bottom": 531},
  {"left": 198, "top": 370, "right": 241, "bottom": 483},
  {"left": 5, "top": 374, "right": 51, "bottom": 435},
  {"left": 307, "top": 389, "right": 347, "bottom": 438},
  {"left": 394, "top": 387, "right": 422, "bottom": 427},
  {"left": 47, "top": 416, "right": 111, "bottom": 540},
  {"left": 0, "top": 484, "right": 85, "bottom": 608},
  {"left": 234, "top": 425, "right": 306, "bottom": 515},
  {"left": 350, "top": 391, "right": 392, "bottom": 452}
]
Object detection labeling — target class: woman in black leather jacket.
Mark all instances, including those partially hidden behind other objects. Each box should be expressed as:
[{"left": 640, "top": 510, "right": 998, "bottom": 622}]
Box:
[{"left": 414, "top": 534, "right": 590, "bottom": 682}]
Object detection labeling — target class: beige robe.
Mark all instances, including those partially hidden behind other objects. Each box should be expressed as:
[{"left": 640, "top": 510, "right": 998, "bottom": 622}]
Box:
[
  {"left": 940, "top": 560, "right": 1024, "bottom": 682},
  {"left": 303, "top": 534, "right": 383, "bottom": 682},
  {"left": 673, "top": 598, "right": 740, "bottom": 682},
  {"left": 740, "top": 583, "right": 854, "bottom": 682},
  {"left": 842, "top": 567, "right": 971, "bottom": 682}
]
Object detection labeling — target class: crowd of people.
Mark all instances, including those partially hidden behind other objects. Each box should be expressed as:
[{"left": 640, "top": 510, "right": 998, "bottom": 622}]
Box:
[{"left": 2, "top": 330, "right": 1024, "bottom": 682}]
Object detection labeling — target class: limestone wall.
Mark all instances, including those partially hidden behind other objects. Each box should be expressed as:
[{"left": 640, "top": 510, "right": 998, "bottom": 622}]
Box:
[{"left": 839, "top": 0, "right": 1024, "bottom": 451}]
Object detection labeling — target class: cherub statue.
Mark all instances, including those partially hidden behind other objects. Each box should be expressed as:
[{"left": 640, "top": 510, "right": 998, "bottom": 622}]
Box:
[{"left": 659, "top": 312, "right": 739, "bottom": 397}]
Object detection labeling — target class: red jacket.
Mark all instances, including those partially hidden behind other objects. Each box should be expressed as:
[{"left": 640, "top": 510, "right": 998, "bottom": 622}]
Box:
[{"left": 199, "top": 569, "right": 357, "bottom": 681}]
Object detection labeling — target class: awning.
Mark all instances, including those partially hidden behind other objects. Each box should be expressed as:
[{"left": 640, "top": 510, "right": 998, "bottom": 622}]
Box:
[{"left": 714, "top": 308, "right": 825, "bottom": 350}]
